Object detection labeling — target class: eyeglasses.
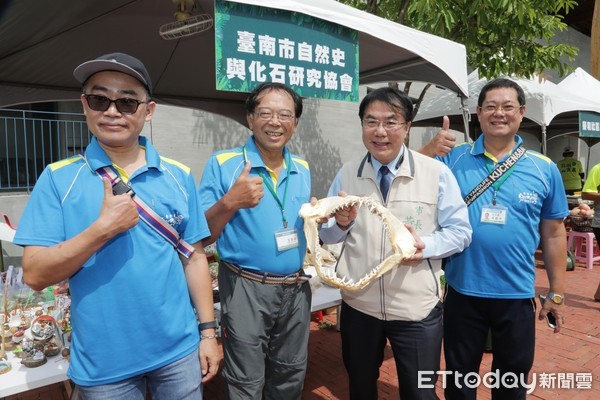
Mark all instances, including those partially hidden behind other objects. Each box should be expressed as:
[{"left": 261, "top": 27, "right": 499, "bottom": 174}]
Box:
[
  {"left": 253, "top": 109, "right": 296, "bottom": 123},
  {"left": 479, "top": 104, "right": 523, "bottom": 114},
  {"left": 84, "top": 94, "right": 148, "bottom": 114},
  {"left": 362, "top": 118, "right": 407, "bottom": 131}
]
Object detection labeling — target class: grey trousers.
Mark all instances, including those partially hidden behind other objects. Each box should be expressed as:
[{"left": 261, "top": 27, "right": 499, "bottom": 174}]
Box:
[{"left": 218, "top": 262, "right": 312, "bottom": 400}]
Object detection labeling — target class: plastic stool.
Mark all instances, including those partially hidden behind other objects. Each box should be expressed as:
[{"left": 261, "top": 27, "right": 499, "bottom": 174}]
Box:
[{"left": 567, "top": 231, "right": 600, "bottom": 269}]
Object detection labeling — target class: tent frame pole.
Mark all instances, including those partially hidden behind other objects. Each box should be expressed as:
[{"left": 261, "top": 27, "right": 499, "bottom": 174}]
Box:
[{"left": 460, "top": 95, "right": 470, "bottom": 142}]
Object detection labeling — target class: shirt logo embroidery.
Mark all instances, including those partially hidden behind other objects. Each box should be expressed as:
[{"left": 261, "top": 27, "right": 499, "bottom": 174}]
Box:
[
  {"left": 518, "top": 192, "right": 538, "bottom": 204},
  {"left": 164, "top": 211, "right": 184, "bottom": 228}
]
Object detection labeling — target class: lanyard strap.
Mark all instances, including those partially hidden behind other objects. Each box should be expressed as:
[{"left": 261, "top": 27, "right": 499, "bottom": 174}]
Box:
[
  {"left": 485, "top": 156, "right": 516, "bottom": 205},
  {"left": 97, "top": 166, "right": 195, "bottom": 258},
  {"left": 463, "top": 145, "right": 526, "bottom": 207},
  {"left": 243, "top": 146, "right": 291, "bottom": 228}
]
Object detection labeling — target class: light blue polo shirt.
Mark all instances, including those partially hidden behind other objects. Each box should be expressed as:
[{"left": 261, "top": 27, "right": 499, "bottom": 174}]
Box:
[
  {"left": 14, "top": 136, "right": 209, "bottom": 385},
  {"left": 198, "top": 135, "right": 311, "bottom": 274},
  {"left": 437, "top": 135, "right": 568, "bottom": 299}
]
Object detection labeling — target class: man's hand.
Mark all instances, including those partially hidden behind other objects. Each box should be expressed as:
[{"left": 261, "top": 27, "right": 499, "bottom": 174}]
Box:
[
  {"left": 199, "top": 336, "right": 221, "bottom": 382},
  {"left": 309, "top": 197, "right": 329, "bottom": 224},
  {"left": 334, "top": 191, "right": 357, "bottom": 230},
  {"left": 418, "top": 116, "right": 456, "bottom": 157},
  {"left": 539, "top": 300, "right": 564, "bottom": 334},
  {"left": 402, "top": 224, "right": 426, "bottom": 263},
  {"left": 223, "top": 162, "right": 264, "bottom": 210},
  {"left": 97, "top": 178, "right": 138, "bottom": 237}
]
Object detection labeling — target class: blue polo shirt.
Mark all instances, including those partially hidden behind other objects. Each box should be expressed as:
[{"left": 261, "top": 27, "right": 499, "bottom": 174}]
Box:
[
  {"left": 437, "top": 135, "right": 568, "bottom": 298},
  {"left": 198, "top": 136, "right": 311, "bottom": 274},
  {"left": 14, "top": 136, "right": 209, "bottom": 385}
]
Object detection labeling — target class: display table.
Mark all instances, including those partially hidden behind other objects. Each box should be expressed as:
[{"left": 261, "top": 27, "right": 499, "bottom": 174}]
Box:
[
  {"left": 305, "top": 266, "right": 342, "bottom": 313},
  {"left": 310, "top": 283, "right": 342, "bottom": 313},
  {"left": 0, "top": 351, "right": 68, "bottom": 398},
  {"left": 0, "top": 268, "right": 341, "bottom": 398}
]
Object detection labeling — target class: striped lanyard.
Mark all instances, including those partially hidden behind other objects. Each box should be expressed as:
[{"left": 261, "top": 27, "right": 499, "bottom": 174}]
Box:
[
  {"left": 463, "top": 145, "right": 525, "bottom": 207},
  {"left": 243, "top": 146, "right": 291, "bottom": 228},
  {"left": 96, "top": 166, "right": 195, "bottom": 258}
]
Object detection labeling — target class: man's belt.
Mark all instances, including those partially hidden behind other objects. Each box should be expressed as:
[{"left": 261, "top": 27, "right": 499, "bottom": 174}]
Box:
[{"left": 222, "top": 261, "right": 310, "bottom": 285}]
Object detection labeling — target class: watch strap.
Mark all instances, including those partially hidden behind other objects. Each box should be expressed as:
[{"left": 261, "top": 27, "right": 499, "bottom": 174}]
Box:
[{"left": 198, "top": 320, "right": 218, "bottom": 331}]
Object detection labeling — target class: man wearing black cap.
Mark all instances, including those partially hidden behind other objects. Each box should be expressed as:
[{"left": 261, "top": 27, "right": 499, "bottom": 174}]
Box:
[
  {"left": 557, "top": 146, "right": 584, "bottom": 195},
  {"left": 14, "top": 53, "right": 221, "bottom": 399}
]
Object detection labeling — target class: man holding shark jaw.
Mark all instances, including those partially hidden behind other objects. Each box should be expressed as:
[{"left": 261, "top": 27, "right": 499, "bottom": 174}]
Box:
[{"left": 319, "top": 86, "right": 471, "bottom": 399}]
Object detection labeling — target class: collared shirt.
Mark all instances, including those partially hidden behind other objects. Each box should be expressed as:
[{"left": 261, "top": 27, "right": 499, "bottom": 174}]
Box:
[
  {"left": 321, "top": 145, "right": 471, "bottom": 259},
  {"left": 437, "top": 134, "right": 569, "bottom": 298},
  {"left": 370, "top": 147, "right": 404, "bottom": 184},
  {"left": 198, "top": 135, "right": 311, "bottom": 274},
  {"left": 14, "top": 136, "right": 209, "bottom": 385}
]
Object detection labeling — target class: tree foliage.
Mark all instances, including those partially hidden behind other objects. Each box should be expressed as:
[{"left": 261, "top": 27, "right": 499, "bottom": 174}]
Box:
[{"left": 339, "top": 0, "right": 579, "bottom": 79}]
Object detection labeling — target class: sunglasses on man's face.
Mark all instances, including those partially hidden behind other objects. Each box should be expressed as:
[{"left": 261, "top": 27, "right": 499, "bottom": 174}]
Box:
[{"left": 83, "top": 94, "right": 148, "bottom": 114}]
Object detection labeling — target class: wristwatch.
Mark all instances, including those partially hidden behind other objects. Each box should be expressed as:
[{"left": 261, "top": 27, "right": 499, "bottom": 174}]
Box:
[
  {"left": 198, "top": 320, "right": 218, "bottom": 331},
  {"left": 547, "top": 292, "right": 564, "bottom": 305}
]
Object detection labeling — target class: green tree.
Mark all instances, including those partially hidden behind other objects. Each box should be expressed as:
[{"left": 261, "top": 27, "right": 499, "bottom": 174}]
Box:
[{"left": 339, "top": 0, "right": 579, "bottom": 79}]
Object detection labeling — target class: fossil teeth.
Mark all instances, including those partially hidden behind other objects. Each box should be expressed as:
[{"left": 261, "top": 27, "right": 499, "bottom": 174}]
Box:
[{"left": 300, "top": 195, "right": 417, "bottom": 291}]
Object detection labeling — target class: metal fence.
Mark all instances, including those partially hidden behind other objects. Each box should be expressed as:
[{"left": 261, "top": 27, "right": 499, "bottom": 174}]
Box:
[{"left": 0, "top": 109, "right": 91, "bottom": 193}]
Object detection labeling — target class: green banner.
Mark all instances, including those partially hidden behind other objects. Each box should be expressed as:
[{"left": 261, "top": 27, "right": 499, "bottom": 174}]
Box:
[
  {"left": 580, "top": 111, "right": 600, "bottom": 138},
  {"left": 215, "top": 0, "right": 359, "bottom": 102}
]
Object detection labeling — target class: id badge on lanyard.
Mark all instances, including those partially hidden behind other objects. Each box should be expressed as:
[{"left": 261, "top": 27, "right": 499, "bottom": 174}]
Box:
[
  {"left": 481, "top": 204, "right": 508, "bottom": 224},
  {"left": 275, "top": 227, "right": 299, "bottom": 251},
  {"left": 480, "top": 155, "right": 514, "bottom": 225}
]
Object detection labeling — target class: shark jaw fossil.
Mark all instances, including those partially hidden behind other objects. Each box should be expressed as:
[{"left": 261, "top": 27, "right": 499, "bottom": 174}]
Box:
[{"left": 299, "top": 195, "right": 417, "bottom": 291}]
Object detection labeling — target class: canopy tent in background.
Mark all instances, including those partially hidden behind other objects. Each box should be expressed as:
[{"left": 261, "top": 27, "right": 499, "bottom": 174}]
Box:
[
  {"left": 0, "top": 0, "right": 468, "bottom": 125},
  {"left": 411, "top": 71, "right": 485, "bottom": 137},
  {"left": 557, "top": 68, "right": 600, "bottom": 171},
  {"left": 412, "top": 70, "right": 600, "bottom": 155},
  {"left": 559, "top": 67, "right": 600, "bottom": 100}
]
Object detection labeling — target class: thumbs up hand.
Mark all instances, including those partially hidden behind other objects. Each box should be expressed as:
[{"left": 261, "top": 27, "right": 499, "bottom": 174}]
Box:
[
  {"left": 97, "top": 178, "right": 139, "bottom": 236},
  {"left": 431, "top": 116, "right": 456, "bottom": 157},
  {"left": 223, "top": 162, "right": 264, "bottom": 210}
]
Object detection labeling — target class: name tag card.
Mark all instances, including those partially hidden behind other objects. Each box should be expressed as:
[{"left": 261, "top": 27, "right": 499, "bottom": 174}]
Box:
[
  {"left": 481, "top": 204, "right": 508, "bottom": 225},
  {"left": 275, "top": 228, "right": 299, "bottom": 251}
]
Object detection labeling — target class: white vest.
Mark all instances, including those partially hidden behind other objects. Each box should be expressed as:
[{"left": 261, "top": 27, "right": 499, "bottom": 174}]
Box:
[{"left": 336, "top": 150, "right": 444, "bottom": 321}]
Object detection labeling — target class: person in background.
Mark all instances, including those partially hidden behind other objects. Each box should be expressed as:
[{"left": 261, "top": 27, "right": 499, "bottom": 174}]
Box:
[
  {"left": 199, "top": 82, "right": 311, "bottom": 400},
  {"left": 557, "top": 146, "right": 585, "bottom": 195},
  {"left": 581, "top": 162, "right": 600, "bottom": 301},
  {"left": 422, "top": 78, "right": 568, "bottom": 399},
  {"left": 319, "top": 87, "right": 472, "bottom": 399},
  {"left": 13, "top": 52, "right": 220, "bottom": 399}
]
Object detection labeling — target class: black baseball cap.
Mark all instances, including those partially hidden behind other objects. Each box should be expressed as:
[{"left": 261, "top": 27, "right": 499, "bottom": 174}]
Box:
[
  {"left": 563, "top": 146, "right": 574, "bottom": 155},
  {"left": 73, "top": 52, "right": 152, "bottom": 96}
]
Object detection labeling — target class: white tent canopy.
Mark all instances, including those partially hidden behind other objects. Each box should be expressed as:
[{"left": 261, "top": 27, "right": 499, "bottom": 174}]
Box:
[
  {"left": 558, "top": 67, "right": 600, "bottom": 108},
  {"left": 0, "top": 0, "right": 468, "bottom": 125},
  {"left": 413, "top": 70, "right": 600, "bottom": 153},
  {"left": 557, "top": 68, "right": 600, "bottom": 169}
]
